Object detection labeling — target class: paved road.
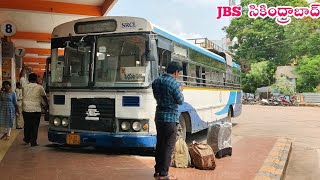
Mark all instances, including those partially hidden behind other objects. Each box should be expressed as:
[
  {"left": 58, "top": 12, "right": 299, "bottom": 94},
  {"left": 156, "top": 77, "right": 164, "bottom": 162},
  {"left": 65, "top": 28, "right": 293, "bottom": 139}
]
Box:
[{"left": 233, "top": 105, "right": 320, "bottom": 180}]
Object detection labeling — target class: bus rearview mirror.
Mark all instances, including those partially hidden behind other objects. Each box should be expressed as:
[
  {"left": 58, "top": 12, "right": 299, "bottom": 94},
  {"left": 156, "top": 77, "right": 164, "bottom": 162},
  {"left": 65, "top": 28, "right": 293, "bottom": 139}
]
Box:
[{"left": 147, "top": 38, "right": 158, "bottom": 61}]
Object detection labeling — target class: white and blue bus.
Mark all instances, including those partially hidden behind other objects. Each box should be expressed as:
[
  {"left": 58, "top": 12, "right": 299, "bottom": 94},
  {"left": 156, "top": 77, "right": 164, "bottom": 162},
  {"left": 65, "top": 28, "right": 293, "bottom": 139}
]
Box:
[{"left": 47, "top": 16, "right": 242, "bottom": 149}]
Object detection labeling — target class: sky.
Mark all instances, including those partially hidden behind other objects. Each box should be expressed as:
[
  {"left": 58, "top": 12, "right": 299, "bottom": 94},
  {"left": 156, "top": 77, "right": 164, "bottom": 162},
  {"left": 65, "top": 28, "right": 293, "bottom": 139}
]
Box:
[{"left": 108, "top": 0, "right": 232, "bottom": 41}]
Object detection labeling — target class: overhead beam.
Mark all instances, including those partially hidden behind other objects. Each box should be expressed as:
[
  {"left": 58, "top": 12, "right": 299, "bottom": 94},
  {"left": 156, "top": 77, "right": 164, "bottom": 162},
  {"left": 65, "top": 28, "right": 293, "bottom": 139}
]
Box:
[
  {"left": 0, "top": 0, "right": 102, "bottom": 16},
  {"left": 101, "top": 0, "right": 117, "bottom": 16},
  {"left": 31, "top": 70, "right": 45, "bottom": 75},
  {"left": 25, "top": 64, "right": 46, "bottom": 69},
  {"left": 12, "top": 32, "right": 51, "bottom": 41},
  {"left": 25, "top": 48, "right": 64, "bottom": 55},
  {"left": 23, "top": 57, "right": 47, "bottom": 64}
]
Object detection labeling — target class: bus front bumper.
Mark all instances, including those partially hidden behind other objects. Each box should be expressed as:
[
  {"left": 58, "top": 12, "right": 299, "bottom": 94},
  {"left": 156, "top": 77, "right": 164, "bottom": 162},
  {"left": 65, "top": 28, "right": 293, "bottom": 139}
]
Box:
[{"left": 48, "top": 130, "right": 156, "bottom": 149}]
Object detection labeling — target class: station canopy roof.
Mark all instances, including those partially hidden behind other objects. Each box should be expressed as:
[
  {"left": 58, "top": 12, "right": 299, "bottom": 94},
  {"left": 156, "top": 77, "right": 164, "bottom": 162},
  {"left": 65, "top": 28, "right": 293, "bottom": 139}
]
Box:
[{"left": 0, "top": 0, "right": 117, "bottom": 73}]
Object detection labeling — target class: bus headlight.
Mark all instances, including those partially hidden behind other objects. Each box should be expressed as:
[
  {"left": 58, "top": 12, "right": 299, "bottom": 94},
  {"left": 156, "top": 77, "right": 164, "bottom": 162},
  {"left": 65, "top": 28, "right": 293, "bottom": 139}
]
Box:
[
  {"left": 132, "top": 121, "right": 142, "bottom": 131},
  {"left": 61, "top": 118, "right": 69, "bottom": 127},
  {"left": 121, "top": 121, "right": 130, "bottom": 131},
  {"left": 53, "top": 118, "right": 61, "bottom": 126}
]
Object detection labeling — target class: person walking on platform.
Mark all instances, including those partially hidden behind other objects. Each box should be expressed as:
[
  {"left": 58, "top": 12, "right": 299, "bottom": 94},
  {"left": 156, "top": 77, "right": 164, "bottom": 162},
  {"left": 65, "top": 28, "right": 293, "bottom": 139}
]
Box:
[
  {"left": 152, "top": 61, "right": 184, "bottom": 180},
  {"left": 20, "top": 66, "right": 48, "bottom": 147},
  {"left": 0, "top": 81, "right": 19, "bottom": 141},
  {"left": 15, "top": 82, "right": 23, "bottom": 129}
]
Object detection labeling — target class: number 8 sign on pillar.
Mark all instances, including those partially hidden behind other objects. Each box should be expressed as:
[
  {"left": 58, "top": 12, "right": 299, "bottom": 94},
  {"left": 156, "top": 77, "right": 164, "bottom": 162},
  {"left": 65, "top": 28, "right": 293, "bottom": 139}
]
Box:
[{"left": 1, "top": 21, "right": 17, "bottom": 37}]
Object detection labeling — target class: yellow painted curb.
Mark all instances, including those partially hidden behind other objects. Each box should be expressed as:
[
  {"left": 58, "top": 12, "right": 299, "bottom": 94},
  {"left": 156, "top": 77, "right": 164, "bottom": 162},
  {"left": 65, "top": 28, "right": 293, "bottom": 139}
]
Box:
[
  {"left": 0, "top": 129, "right": 20, "bottom": 162},
  {"left": 254, "top": 137, "right": 292, "bottom": 180}
]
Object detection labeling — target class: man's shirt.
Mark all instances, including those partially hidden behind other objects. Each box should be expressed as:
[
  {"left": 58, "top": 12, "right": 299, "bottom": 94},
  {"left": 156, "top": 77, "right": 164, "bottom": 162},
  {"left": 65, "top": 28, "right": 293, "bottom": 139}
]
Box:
[
  {"left": 152, "top": 74, "right": 184, "bottom": 123},
  {"left": 20, "top": 77, "right": 46, "bottom": 112}
]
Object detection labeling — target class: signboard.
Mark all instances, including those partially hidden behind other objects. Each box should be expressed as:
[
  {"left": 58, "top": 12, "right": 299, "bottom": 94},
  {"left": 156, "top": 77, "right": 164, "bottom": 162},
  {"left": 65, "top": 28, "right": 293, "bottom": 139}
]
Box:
[
  {"left": 120, "top": 67, "right": 145, "bottom": 81},
  {"left": 1, "top": 21, "right": 17, "bottom": 37},
  {"left": 74, "top": 20, "right": 117, "bottom": 34},
  {"left": 15, "top": 47, "right": 26, "bottom": 57},
  {"left": 2, "top": 59, "right": 12, "bottom": 81},
  {"left": 2, "top": 42, "right": 14, "bottom": 58}
]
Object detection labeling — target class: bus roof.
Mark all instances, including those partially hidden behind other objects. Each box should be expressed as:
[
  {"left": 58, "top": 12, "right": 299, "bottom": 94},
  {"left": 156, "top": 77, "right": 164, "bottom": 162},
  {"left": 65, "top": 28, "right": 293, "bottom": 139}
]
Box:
[
  {"left": 152, "top": 25, "right": 241, "bottom": 69},
  {"left": 152, "top": 25, "right": 226, "bottom": 64},
  {"left": 52, "top": 16, "right": 241, "bottom": 69},
  {"left": 232, "top": 62, "right": 241, "bottom": 69}
]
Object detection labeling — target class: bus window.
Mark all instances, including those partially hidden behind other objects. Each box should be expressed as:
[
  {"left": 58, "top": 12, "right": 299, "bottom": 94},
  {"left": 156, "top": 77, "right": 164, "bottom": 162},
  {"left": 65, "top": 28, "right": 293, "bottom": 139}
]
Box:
[
  {"left": 202, "top": 67, "right": 206, "bottom": 86},
  {"left": 158, "top": 48, "right": 171, "bottom": 75},
  {"left": 182, "top": 62, "right": 188, "bottom": 84},
  {"left": 51, "top": 38, "right": 92, "bottom": 88},
  {"left": 95, "top": 35, "right": 148, "bottom": 87},
  {"left": 196, "top": 65, "right": 201, "bottom": 86},
  {"left": 189, "top": 64, "right": 196, "bottom": 85}
]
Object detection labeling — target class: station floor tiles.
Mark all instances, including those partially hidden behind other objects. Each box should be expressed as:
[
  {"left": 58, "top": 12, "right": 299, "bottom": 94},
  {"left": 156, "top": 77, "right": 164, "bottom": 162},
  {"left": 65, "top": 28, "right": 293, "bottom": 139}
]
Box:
[{"left": 0, "top": 125, "right": 276, "bottom": 180}]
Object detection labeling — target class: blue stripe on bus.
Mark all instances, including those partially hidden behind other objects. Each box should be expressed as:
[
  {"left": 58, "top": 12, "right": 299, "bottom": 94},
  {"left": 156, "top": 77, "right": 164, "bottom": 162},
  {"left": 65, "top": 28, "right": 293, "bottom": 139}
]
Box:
[
  {"left": 48, "top": 130, "right": 156, "bottom": 148},
  {"left": 178, "top": 102, "right": 208, "bottom": 133},
  {"left": 152, "top": 26, "right": 226, "bottom": 64},
  {"left": 215, "top": 91, "right": 237, "bottom": 115}
]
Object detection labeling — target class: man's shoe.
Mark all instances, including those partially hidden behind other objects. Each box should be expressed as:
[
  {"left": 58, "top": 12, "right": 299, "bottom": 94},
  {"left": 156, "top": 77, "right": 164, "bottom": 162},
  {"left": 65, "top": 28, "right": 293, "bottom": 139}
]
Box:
[
  {"left": 0, "top": 133, "right": 7, "bottom": 139},
  {"left": 31, "top": 143, "right": 39, "bottom": 147},
  {"left": 157, "top": 175, "right": 178, "bottom": 180},
  {"left": 23, "top": 139, "right": 30, "bottom": 145},
  {"left": 154, "top": 173, "right": 159, "bottom": 178}
]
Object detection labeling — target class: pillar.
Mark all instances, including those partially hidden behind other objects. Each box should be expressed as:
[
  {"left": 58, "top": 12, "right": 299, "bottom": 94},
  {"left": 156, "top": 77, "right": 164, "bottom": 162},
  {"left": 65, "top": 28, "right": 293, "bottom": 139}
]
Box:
[{"left": 0, "top": 39, "right": 2, "bottom": 84}]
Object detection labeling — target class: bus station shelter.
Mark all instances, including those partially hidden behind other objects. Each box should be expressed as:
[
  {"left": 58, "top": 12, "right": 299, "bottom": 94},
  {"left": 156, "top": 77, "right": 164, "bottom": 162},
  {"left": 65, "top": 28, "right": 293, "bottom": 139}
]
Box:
[{"left": 0, "top": 0, "right": 117, "bottom": 91}]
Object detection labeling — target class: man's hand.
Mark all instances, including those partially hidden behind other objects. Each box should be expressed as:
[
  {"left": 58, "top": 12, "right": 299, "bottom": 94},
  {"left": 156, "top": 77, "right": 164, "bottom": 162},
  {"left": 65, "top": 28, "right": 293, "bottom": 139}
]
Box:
[
  {"left": 179, "top": 86, "right": 184, "bottom": 91},
  {"left": 20, "top": 64, "right": 27, "bottom": 78}
]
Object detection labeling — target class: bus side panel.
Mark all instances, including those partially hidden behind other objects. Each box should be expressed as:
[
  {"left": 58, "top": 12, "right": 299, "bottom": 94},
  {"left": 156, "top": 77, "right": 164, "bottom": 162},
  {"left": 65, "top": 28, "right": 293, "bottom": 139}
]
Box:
[
  {"left": 214, "top": 91, "right": 237, "bottom": 118},
  {"left": 179, "top": 89, "right": 239, "bottom": 133},
  {"left": 178, "top": 102, "right": 208, "bottom": 133}
]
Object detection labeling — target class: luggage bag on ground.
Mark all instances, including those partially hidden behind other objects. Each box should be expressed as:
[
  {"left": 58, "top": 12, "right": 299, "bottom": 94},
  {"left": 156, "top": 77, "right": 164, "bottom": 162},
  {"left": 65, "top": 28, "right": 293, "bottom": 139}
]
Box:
[
  {"left": 188, "top": 142, "right": 216, "bottom": 170},
  {"left": 171, "top": 136, "right": 190, "bottom": 168},
  {"left": 207, "top": 121, "right": 232, "bottom": 158}
]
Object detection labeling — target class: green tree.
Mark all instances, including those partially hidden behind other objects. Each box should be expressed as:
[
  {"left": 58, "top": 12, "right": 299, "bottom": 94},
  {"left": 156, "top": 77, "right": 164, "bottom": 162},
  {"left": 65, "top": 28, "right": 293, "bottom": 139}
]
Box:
[
  {"left": 242, "top": 61, "right": 275, "bottom": 92},
  {"left": 224, "top": 0, "right": 320, "bottom": 67},
  {"left": 296, "top": 55, "right": 320, "bottom": 92},
  {"left": 271, "top": 76, "right": 295, "bottom": 95}
]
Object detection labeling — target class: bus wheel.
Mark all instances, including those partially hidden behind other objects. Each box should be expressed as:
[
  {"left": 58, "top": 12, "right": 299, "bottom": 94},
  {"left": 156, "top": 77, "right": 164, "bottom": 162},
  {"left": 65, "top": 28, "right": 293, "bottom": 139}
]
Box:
[{"left": 178, "top": 115, "right": 187, "bottom": 141}]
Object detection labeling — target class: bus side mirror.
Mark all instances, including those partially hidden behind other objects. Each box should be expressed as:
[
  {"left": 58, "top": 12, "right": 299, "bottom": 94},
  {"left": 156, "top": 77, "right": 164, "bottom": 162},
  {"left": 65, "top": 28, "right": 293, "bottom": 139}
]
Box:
[{"left": 147, "top": 36, "right": 158, "bottom": 61}]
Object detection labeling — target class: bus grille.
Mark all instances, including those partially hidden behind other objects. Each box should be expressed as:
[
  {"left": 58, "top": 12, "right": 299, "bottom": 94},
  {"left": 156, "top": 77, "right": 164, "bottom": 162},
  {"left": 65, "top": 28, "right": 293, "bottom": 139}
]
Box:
[{"left": 70, "top": 98, "right": 115, "bottom": 132}]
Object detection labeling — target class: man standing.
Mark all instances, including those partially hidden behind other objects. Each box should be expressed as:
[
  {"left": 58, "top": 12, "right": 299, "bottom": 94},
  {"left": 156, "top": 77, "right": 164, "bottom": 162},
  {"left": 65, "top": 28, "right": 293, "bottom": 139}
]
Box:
[
  {"left": 20, "top": 66, "right": 48, "bottom": 147},
  {"left": 152, "top": 61, "right": 184, "bottom": 180}
]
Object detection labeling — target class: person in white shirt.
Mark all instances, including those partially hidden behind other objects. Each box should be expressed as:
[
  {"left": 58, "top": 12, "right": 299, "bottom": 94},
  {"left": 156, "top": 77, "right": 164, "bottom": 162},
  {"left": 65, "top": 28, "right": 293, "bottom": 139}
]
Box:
[
  {"left": 20, "top": 66, "right": 48, "bottom": 147},
  {"left": 15, "top": 82, "right": 23, "bottom": 129}
]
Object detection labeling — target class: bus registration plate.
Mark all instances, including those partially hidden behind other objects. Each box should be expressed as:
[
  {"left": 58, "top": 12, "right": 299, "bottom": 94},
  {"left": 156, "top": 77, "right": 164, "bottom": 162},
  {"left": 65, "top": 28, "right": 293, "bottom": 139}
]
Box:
[{"left": 66, "top": 134, "right": 80, "bottom": 145}]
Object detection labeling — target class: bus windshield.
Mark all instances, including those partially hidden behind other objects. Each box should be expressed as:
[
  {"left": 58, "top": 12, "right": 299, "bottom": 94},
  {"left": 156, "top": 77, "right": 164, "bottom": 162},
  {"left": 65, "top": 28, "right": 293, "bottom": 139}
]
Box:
[
  {"left": 94, "top": 35, "right": 149, "bottom": 88},
  {"left": 51, "top": 37, "right": 92, "bottom": 88},
  {"left": 50, "top": 34, "right": 150, "bottom": 88}
]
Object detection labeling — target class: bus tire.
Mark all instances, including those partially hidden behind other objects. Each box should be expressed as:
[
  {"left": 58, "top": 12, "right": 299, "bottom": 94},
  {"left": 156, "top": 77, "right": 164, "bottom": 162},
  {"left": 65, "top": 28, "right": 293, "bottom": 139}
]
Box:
[{"left": 178, "top": 115, "right": 187, "bottom": 141}]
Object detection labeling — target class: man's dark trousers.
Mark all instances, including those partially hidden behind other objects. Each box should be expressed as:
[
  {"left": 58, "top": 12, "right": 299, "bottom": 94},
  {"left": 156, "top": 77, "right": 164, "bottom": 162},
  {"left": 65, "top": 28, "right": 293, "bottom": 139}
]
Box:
[
  {"left": 23, "top": 112, "right": 41, "bottom": 146},
  {"left": 154, "top": 121, "right": 177, "bottom": 176}
]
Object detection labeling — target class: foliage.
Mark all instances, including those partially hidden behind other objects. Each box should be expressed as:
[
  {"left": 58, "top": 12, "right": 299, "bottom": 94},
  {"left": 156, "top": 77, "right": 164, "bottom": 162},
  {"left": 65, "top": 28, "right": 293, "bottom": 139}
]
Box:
[
  {"left": 296, "top": 55, "right": 320, "bottom": 92},
  {"left": 271, "top": 76, "right": 295, "bottom": 95},
  {"left": 224, "top": 0, "right": 320, "bottom": 92},
  {"left": 316, "top": 84, "right": 320, "bottom": 93},
  {"left": 242, "top": 61, "right": 275, "bottom": 93},
  {"left": 225, "top": 0, "right": 320, "bottom": 66}
]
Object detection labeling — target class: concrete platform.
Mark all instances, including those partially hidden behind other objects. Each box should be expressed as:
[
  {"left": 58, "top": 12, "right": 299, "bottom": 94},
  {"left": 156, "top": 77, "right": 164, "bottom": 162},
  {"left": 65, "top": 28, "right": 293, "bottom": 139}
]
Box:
[{"left": 0, "top": 125, "right": 291, "bottom": 180}]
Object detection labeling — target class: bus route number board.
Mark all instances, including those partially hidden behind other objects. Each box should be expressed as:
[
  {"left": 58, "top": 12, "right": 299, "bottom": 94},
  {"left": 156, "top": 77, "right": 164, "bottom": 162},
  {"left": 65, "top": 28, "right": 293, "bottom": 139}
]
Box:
[{"left": 66, "top": 133, "right": 80, "bottom": 145}]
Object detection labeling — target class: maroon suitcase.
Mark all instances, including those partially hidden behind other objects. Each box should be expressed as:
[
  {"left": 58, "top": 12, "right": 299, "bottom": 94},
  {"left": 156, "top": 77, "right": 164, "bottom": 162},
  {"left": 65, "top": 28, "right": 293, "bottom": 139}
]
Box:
[{"left": 189, "top": 142, "right": 216, "bottom": 170}]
